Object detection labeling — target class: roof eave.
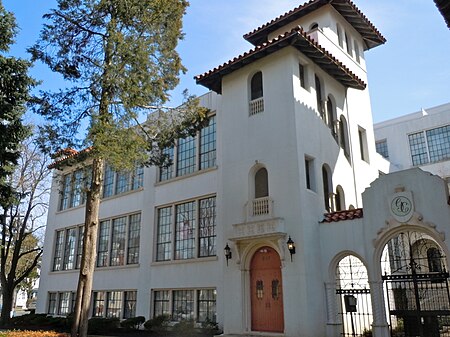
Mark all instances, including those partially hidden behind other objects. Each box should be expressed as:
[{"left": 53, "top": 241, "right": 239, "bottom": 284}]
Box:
[
  {"left": 195, "top": 28, "right": 366, "bottom": 94},
  {"left": 244, "top": 0, "right": 386, "bottom": 50}
]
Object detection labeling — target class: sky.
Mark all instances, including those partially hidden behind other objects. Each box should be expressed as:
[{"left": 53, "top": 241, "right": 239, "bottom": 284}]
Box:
[{"left": 3, "top": 0, "right": 450, "bottom": 123}]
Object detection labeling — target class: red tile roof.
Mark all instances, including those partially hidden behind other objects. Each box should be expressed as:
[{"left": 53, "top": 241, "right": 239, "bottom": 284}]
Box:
[
  {"left": 195, "top": 26, "right": 366, "bottom": 94},
  {"left": 435, "top": 0, "right": 450, "bottom": 29},
  {"left": 321, "top": 208, "right": 363, "bottom": 223},
  {"left": 48, "top": 147, "right": 92, "bottom": 169},
  {"left": 243, "top": 0, "right": 386, "bottom": 50}
]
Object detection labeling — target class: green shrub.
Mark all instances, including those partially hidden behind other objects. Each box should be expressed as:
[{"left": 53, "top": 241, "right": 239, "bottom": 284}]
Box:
[
  {"left": 120, "top": 316, "right": 145, "bottom": 330},
  {"left": 144, "top": 314, "right": 170, "bottom": 331},
  {"left": 201, "top": 318, "right": 221, "bottom": 335},
  {"left": 87, "top": 317, "right": 120, "bottom": 334},
  {"left": 173, "top": 319, "right": 195, "bottom": 336}
]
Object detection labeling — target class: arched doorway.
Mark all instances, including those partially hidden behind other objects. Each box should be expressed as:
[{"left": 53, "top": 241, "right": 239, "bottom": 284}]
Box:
[
  {"left": 336, "top": 255, "right": 373, "bottom": 337},
  {"left": 381, "top": 231, "right": 450, "bottom": 337},
  {"left": 250, "top": 246, "right": 284, "bottom": 333}
]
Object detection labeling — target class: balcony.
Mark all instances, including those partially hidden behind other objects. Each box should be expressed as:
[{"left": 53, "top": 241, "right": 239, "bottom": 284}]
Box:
[
  {"left": 249, "top": 97, "right": 264, "bottom": 116},
  {"left": 249, "top": 196, "right": 273, "bottom": 218}
]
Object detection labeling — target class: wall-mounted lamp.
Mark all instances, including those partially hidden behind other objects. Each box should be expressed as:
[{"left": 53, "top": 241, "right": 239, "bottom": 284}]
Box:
[
  {"left": 224, "top": 243, "right": 232, "bottom": 266},
  {"left": 287, "top": 236, "right": 296, "bottom": 262}
]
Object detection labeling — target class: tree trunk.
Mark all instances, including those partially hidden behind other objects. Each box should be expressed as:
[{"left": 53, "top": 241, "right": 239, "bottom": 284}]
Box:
[
  {"left": 0, "top": 283, "right": 15, "bottom": 326},
  {"left": 71, "top": 158, "right": 104, "bottom": 337}
]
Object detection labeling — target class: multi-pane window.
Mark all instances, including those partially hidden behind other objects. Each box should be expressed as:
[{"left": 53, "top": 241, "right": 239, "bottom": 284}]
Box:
[
  {"left": 173, "top": 290, "right": 194, "bottom": 321},
  {"left": 97, "top": 220, "right": 110, "bottom": 267},
  {"left": 48, "top": 293, "right": 57, "bottom": 315},
  {"left": 199, "top": 197, "right": 217, "bottom": 257},
  {"left": 159, "top": 116, "right": 217, "bottom": 181},
  {"left": 155, "top": 196, "right": 217, "bottom": 262},
  {"left": 175, "top": 201, "right": 196, "bottom": 260},
  {"left": 123, "top": 291, "right": 137, "bottom": 319},
  {"left": 96, "top": 214, "right": 141, "bottom": 267},
  {"left": 375, "top": 139, "right": 389, "bottom": 159},
  {"left": 200, "top": 116, "right": 217, "bottom": 170},
  {"left": 47, "top": 292, "right": 75, "bottom": 316},
  {"left": 93, "top": 292, "right": 106, "bottom": 317},
  {"left": 63, "top": 228, "right": 77, "bottom": 270},
  {"left": 177, "top": 136, "right": 196, "bottom": 176},
  {"left": 154, "top": 290, "right": 170, "bottom": 317},
  {"left": 59, "top": 167, "right": 91, "bottom": 211},
  {"left": 408, "top": 125, "right": 450, "bottom": 166},
  {"left": 53, "top": 231, "right": 64, "bottom": 271},
  {"left": 58, "top": 291, "right": 71, "bottom": 315},
  {"left": 103, "top": 164, "right": 144, "bottom": 198},
  {"left": 59, "top": 165, "right": 144, "bottom": 210},
  {"left": 52, "top": 214, "right": 140, "bottom": 272},
  {"left": 76, "top": 226, "right": 84, "bottom": 269},
  {"left": 152, "top": 289, "right": 216, "bottom": 323},
  {"left": 110, "top": 217, "right": 126, "bottom": 266},
  {"left": 156, "top": 207, "right": 173, "bottom": 261},
  {"left": 93, "top": 290, "right": 136, "bottom": 319},
  {"left": 53, "top": 227, "right": 84, "bottom": 271},
  {"left": 106, "top": 291, "right": 123, "bottom": 318},
  {"left": 198, "top": 289, "right": 217, "bottom": 323}
]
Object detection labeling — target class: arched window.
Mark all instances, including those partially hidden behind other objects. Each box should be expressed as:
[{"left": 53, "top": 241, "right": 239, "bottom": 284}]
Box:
[
  {"left": 310, "top": 22, "right": 319, "bottom": 30},
  {"left": 250, "top": 72, "right": 263, "bottom": 100},
  {"left": 322, "top": 165, "right": 332, "bottom": 212},
  {"left": 339, "top": 116, "right": 350, "bottom": 159},
  {"left": 255, "top": 167, "right": 269, "bottom": 198},
  {"left": 326, "top": 96, "right": 337, "bottom": 138},
  {"left": 315, "top": 75, "right": 324, "bottom": 118},
  {"left": 335, "top": 185, "right": 345, "bottom": 211}
]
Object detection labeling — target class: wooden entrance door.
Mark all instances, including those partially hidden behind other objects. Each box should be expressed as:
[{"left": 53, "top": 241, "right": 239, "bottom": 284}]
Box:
[{"left": 250, "top": 246, "right": 284, "bottom": 332}]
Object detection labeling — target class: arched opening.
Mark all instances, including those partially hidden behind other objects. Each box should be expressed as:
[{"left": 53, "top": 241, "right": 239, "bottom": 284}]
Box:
[
  {"left": 322, "top": 164, "right": 332, "bottom": 212},
  {"left": 339, "top": 115, "right": 350, "bottom": 159},
  {"left": 310, "top": 22, "right": 319, "bottom": 30},
  {"left": 255, "top": 167, "right": 268, "bottom": 198},
  {"left": 335, "top": 185, "right": 345, "bottom": 211},
  {"left": 250, "top": 71, "right": 263, "bottom": 100},
  {"left": 336, "top": 255, "right": 373, "bottom": 337},
  {"left": 327, "top": 96, "right": 337, "bottom": 139},
  {"left": 315, "top": 75, "right": 324, "bottom": 119},
  {"left": 381, "top": 231, "right": 450, "bottom": 337},
  {"left": 250, "top": 246, "right": 284, "bottom": 333}
]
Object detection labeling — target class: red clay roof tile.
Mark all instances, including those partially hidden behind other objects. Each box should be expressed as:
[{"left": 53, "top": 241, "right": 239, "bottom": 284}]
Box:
[{"left": 321, "top": 208, "right": 363, "bottom": 223}]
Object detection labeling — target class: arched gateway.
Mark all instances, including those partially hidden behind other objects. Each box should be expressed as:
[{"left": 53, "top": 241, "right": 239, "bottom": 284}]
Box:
[{"left": 250, "top": 246, "right": 284, "bottom": 333}]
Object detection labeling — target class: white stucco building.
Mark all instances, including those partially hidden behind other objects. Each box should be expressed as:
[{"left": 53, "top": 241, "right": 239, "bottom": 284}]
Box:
[
  {"left": 37, "top": 2, "right": 450, "bottom": 337},
  {"left": 374, "top": 102, "right": 450, "bottom": 185}
]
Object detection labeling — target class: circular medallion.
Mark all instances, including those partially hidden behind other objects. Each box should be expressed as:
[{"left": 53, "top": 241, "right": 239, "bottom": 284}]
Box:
[{"left": 390, "top": 196, "right": 412, "bottom": 217}]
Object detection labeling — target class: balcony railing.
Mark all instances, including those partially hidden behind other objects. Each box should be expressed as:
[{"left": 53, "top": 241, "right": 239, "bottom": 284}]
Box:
[
  {"left": 248, "top": 196, "right": 273, "bottom": 218},
  {"left": 249, "top": 97, "right": 264, "bottom": 116}
]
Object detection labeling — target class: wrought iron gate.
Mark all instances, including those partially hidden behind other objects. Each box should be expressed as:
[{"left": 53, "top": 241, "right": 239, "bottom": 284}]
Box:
[
  {"left": 382, "top": 231, "right": 450, "bottom": 337},
  {"left": 336, "top": 255, "right": 373, "bottom": 337}
]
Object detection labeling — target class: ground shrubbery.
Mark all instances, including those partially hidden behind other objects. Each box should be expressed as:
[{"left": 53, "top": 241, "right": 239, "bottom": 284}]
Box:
[
  {"left": 0, "top": 331, "right": 69, "bottom": 337},
  {"left": 3, "top": 313, "right": 221, "bottom": 336}
]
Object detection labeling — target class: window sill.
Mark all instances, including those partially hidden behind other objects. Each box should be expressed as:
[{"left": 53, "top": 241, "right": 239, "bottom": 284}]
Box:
[
  {"left": 155, "top": 166, "right": 218, "bottom": 186},
  {"left": 95, "top": 263, "right": 140, "bottom": 271},
  {"left": 151, "top": 256, "right": 218, "bottom": 266}
]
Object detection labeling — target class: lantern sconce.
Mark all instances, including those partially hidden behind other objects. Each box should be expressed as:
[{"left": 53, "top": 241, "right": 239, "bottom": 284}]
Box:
[
  {"left": 287, "top": 236, "right": 296, "bottom": 262},
  {"left": 224, "top": 243, "right": 232, "bottom": 266}
]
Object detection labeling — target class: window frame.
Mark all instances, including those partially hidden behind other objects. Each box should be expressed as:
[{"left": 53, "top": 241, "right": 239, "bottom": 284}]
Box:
[
  {"left": 159, "top": 115, "right": 217, "bottom": 182},
  {"left": 155, "top": 195, "right": 217, "bottom": 262}
]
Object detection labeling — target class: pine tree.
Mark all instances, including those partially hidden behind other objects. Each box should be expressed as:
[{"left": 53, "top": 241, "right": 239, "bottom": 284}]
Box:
[{"left": 29, "top": 1, "right": 207, "bottom": 336}]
